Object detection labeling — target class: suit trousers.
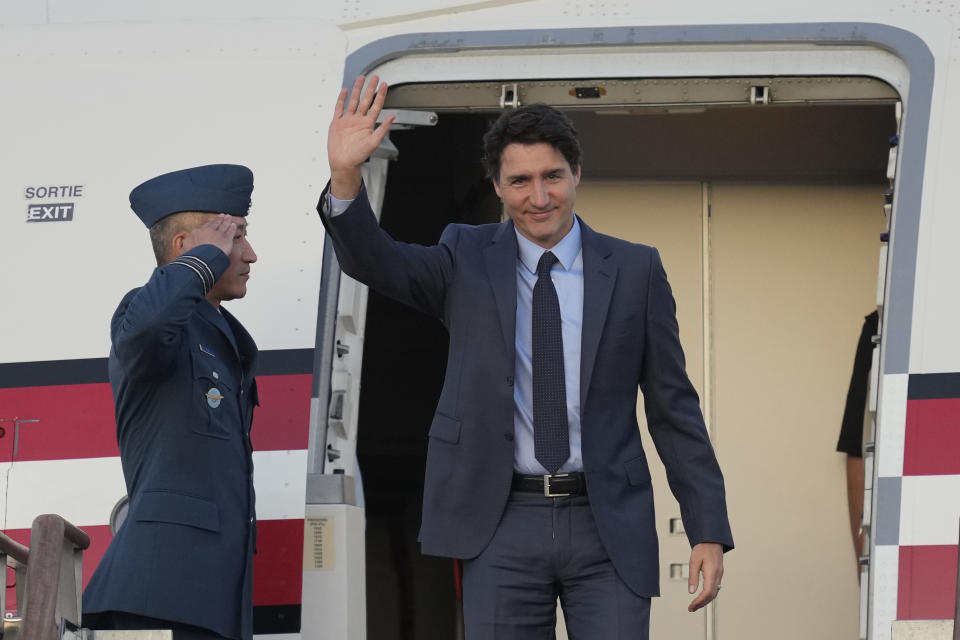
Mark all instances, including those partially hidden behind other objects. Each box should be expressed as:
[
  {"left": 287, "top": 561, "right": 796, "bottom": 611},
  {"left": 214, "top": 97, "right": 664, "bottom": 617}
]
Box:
[{"left": 462, "top": 491, "right": 651, "bottom": 640}]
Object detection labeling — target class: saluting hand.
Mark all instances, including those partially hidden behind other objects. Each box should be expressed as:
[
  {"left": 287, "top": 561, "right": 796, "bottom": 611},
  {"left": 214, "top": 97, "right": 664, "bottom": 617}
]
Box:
[
  {"left": 182, "top": 214, "right": 237, "bottom": 257},
  {"left": 327, "top": 75, "right": 395, "bottom": 199}
]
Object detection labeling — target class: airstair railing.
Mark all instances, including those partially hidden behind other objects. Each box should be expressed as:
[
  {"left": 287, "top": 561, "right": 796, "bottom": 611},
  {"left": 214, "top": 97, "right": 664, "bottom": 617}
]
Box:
[
  {"left": 1, "top": 530, "right": 30, "bottom": 638},
  {"left": 0, "top": 515, "right": 90, "bottom": 640}
]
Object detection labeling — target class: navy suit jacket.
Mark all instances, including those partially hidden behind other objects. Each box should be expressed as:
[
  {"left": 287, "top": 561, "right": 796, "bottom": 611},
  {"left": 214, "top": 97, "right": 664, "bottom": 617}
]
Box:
[
  {"left": 83, "top": 244, "right": 259, "bottom": 640},
  {"left": 320, "top": 184, "right": 733, "bottom": 597}
]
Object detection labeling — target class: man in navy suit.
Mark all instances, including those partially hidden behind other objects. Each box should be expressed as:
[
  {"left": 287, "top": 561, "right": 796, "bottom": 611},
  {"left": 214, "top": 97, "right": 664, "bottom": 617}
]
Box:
[
  {"left": 321, "top": 77, "right": 733, "bottom": 639},
  {"left": 83, "top": 164, "right": 260, "bottom": 640}
]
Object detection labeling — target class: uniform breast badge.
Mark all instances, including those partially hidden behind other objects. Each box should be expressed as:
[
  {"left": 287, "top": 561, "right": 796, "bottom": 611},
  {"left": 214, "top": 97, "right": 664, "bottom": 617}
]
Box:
[{"left": 206, "top": 388, "right": 224, "bottom": 408}]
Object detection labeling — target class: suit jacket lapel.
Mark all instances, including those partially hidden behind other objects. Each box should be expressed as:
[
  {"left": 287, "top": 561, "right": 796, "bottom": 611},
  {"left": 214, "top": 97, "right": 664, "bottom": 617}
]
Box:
[
  {"left": 579, "top": 218, "right": 617, "bottom": 409},
  {"left": 484, "top": 220, "right": 519, "bottom": 360}
]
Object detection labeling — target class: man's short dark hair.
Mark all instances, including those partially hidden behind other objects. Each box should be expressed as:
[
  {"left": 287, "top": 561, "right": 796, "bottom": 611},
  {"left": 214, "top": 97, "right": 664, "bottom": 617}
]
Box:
[
  {"left": 148, "top": 211, "right": 205, "bottom": 266},
  {"left": 481, "top": 104, "right": 582, "bottom": 181}
]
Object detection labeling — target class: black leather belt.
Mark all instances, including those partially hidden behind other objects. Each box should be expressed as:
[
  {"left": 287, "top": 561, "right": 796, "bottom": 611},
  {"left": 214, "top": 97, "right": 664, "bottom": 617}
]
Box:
[{"left": 512, "top": 472, "right": 587, "bottom": 497}]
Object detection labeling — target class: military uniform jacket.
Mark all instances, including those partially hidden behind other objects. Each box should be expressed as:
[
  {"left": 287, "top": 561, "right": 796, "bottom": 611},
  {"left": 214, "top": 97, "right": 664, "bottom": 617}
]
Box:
[
  {"left": 83, "top": 244, "right": 259, "bottom": 640},
  {"left": 320, "top": 184, "right": 733, "bottom": 598}
]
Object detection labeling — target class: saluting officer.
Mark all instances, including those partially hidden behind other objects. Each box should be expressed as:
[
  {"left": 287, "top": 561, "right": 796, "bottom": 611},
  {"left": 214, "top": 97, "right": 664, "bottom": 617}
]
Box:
[{"left": 83, "top": 164, "right": 260, "bottom": 640}]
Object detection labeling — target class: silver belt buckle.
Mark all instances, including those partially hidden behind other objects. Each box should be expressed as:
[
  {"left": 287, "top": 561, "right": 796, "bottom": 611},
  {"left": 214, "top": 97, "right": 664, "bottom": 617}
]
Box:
[{"left": 543, "top": 473, "right": 571, "bottom": 498}]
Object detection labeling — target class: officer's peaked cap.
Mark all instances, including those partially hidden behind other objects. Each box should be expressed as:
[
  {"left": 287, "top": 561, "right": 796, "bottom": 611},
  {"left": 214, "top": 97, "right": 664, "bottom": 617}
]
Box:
[{"left": 130, "top": 164, "right": 253, "bottom": 228}]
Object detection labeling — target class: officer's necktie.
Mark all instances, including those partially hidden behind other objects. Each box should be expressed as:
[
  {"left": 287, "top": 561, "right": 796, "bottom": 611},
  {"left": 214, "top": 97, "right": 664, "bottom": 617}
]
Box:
[{"left": 532, "top": 251, "right": 570, "bottom": 474}]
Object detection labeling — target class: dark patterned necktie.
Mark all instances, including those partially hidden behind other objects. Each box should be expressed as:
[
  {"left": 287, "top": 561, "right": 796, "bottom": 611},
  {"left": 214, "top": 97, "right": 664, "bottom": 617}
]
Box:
[{"left": 533, "top": 251, "right": 570, "bottom": 474}]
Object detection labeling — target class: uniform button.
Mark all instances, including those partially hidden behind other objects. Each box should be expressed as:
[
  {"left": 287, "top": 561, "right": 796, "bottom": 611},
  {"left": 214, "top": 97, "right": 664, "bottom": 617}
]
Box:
[
  {"left": 506, "top": 376, "right": 514, "bottom": 387},
  {"left": 250, "top": 517, "right": 254, "bottom": 524},
  {"left": 504, "top": 432, "right": 514, "bottom": 442}
]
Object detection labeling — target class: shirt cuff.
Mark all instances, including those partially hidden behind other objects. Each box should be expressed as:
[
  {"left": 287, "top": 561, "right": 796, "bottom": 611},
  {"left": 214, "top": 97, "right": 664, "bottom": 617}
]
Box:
[{"left": 327, "top": 193, "right": 355, "bottom": 217}]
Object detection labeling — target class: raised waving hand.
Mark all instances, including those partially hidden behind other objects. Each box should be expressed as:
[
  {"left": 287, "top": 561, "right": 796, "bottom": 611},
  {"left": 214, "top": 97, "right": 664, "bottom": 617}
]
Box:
[{"left": 328, "top": 75, "right": 395, "bottom": 199}]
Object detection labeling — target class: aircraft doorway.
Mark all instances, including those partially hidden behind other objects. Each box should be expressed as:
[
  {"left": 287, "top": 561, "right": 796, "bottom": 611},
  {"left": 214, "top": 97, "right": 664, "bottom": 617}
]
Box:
[
  {"left": 355, "top": 83, "right": 896, "bottom": 639},
  {"left": 356, "top": 115, "right": 500, "bottom": 640}
]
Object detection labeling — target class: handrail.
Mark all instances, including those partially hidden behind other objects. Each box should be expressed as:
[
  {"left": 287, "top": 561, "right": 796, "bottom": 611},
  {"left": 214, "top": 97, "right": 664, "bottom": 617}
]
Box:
[
  {"left": 21, "top": 514, "right": 90, "bottom": 640},
  {"left": 0, "top": 530, "right": 30, "bottom": 565},
  {"left": 58, "top": 519, "right": 91, "bottom": 552}
]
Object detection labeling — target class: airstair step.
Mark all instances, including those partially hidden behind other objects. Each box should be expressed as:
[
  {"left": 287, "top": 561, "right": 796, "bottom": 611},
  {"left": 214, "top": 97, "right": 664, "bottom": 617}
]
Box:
[
  {"left": 890, "top": 619, "right": 954, "bottom": 640},
  {"left": 77, "top": 630, "right": 173, "bottom": 640}
]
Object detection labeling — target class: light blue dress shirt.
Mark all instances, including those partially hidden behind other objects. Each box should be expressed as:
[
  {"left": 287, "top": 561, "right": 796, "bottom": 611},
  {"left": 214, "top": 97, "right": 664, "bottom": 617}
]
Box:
[
  {"left": 512, "top": 220, "right": 584, "bottom": 474},
  {"left": 327, "top": 193, "right": 585, "bottom": 474}
]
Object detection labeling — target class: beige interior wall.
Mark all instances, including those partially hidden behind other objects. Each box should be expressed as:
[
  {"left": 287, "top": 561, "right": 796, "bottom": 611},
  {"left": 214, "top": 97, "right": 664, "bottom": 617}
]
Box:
[
  {"left": 710, "top": 183, "right": 884, "bottom": 640},
  {"left": 567, "top": 181, "right": 708, "bottom": 639}
]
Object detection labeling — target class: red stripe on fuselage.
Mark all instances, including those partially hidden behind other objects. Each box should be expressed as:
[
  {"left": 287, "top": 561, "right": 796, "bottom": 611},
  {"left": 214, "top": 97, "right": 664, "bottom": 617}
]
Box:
[
  {"left": 897, "top": 544, "right": 959, "bottom": 620},
  {"left": 253, "top": 519, "right": 305, "bottom": 606},
  {"left": 904, "top": 398, "right": 960, "bottom": 475},
  {"left": 3, "top": 518, "right": 304, "bottom": 615},
  {"left": 0, "top": 384, "right": 118, "bottom": 462},
  {"left": 0, "top": 375, "right": 310, "bottom": 462},
  {"left": 251, "top": 375, "right": 311, "bottom": 451}
]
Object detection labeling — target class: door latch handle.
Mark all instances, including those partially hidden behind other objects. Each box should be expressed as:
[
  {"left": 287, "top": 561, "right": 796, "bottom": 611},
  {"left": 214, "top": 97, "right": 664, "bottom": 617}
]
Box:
[
  {"left": 669, "top": 563, "right": 690, "bottom": 580},
  {"left": 10, "top": 419, "right": 39, "bottom": 458}
]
